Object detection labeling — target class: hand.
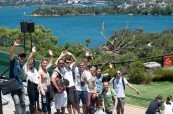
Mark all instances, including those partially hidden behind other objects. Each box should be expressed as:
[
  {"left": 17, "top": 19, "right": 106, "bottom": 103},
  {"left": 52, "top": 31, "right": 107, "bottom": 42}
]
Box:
[
  {"left": 14, "top": 40, "right": 21, "bottom": 46},
  {"left": 136, "top": 90, "right": 140, "bottom": 95},
  {"left": 41, "top": 89, "right": 45, "bottom": 96},
  {"left": 57, "top": 88, "right": 62, "bottom": 93},
  {"left": 48, "top": 49, "right": 53, "bottom": 56},
  {"left": 32, "top": 46, "right": 36, "bottom": 53},
  {"left": 92, "top": 93, "right": 96, "bottom": 98},
  {"left": 109, "top": 63, "right": 113, "bottom": 69},
  {"left": 113, "top": 108, "right": 117, "bottom": 114},
  {"left": 67, "top": 52, "right": 72, "bottom": 56}
]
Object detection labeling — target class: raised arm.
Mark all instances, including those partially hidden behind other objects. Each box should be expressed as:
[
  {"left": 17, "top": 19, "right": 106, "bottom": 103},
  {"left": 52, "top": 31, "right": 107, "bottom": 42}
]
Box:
[
  {"left": 55, "top": 50, "right": 67, "bottom": 65},
  {"left": 67, "top": 51, "right": 77, "bottom": 67},
  {"left": 103, "top": 63, "right": 113, "bottom": 78},
  {"left": 127, "top": 83, "right": 140, "bottom": 95},
  {"left": 26, "top": 46, "right": 36, "bottom": 65},
  {"left": 46, "top": 50, "right": 53, "bottom": 69},
  {"left": 10, "top": 40, "right": 20, "bottom": 60}
]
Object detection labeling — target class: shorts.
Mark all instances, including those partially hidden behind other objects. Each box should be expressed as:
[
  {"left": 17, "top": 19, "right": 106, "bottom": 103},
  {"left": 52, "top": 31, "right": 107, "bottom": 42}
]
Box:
[
  {"left": 76, "top": 91, "right": 88, "bottom": 105},
  {"left": 117, "top": 97, "right": 125, "bottom": 109},
  {"left": 66, "top": 86, "right": 78, "bottom": 105},
  {"left": 88, "top": 93, "right": 97, "bottom": 106},
  {"left": 54, "top": 91, "right": 67, "bottom": 109}
]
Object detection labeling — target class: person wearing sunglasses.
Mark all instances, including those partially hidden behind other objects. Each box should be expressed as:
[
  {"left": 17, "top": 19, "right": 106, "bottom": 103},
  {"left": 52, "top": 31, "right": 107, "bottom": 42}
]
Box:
[{"left": 109, "top": 70, "right": 140, "bottom": 114}]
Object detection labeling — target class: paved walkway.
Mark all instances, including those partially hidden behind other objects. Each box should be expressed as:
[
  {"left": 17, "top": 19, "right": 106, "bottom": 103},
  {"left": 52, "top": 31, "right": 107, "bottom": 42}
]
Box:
[{"left": 3, "top": 101, "right": 147, "bottom": 114}]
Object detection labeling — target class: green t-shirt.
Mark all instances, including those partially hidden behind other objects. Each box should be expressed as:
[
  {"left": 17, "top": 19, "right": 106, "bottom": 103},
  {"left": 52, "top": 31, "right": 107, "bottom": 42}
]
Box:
[{"left": 102, "top": 89, "right": 116, "bottom": 109}]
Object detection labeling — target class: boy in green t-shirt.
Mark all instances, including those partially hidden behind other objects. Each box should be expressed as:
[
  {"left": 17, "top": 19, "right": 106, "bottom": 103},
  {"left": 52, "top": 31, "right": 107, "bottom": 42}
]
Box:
[{"left": 101, "top": 81, "right": 118, "bottom": 114}]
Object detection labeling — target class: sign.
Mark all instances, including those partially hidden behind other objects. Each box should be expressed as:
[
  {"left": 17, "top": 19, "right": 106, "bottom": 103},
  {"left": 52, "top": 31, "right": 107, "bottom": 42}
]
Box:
[{"left": 163, "top": 56, "right": 173, "bottom": 67}]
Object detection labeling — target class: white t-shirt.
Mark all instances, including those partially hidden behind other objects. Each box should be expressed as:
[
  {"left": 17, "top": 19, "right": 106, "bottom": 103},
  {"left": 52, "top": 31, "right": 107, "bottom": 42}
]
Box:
[
  {"left": 23, "top": 64, "right": 39, "bottom": 84},
  {"left": 87, "top": 75, "right": 96, "bottom": 93},
  {"left": 63, "top": 67, "right": 75, "bottom": 87},
  {"left": 109, "top": 77, "right": 128, "bottom": 98},
  {"left": 164, "top": 101, "right": 173, "bottom": 114},
  {"left": 74, "top": 67, "right": 90, "bottom": 91}
]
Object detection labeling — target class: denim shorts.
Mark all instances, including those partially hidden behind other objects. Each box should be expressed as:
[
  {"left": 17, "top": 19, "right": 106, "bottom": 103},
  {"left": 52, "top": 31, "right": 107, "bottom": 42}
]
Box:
[{"left": 76, "top": 91, "right": 88, "bottom": 105}]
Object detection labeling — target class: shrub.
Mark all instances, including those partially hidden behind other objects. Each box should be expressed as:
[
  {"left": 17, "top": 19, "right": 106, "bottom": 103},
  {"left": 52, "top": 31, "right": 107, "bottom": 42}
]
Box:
[
  {"left": 153, "top": 68, "right": 173, "bottom": 81},
  {"left": 128, "top": 61, "right": 145, "bottom": 84},
  {"left": 144, "top": 73, "right": 152, "bottom": 84}
]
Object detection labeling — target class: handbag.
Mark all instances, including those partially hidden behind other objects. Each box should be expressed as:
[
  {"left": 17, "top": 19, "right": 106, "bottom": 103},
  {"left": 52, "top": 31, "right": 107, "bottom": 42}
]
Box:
[{"left": 0, "top": 78, "right": 21, "bottom": 95}]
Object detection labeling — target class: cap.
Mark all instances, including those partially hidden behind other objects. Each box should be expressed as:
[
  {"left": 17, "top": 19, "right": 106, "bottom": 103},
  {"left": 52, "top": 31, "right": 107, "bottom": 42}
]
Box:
[{"left": 17, "top": 52, "right": 26, "bottom": 58}]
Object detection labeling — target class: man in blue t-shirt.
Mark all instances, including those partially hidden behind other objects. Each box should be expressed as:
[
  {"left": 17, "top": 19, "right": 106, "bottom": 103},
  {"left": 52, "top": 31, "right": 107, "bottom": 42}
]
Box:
[{"left": 9, "top": 40, "right": 26, "bottom": 114}]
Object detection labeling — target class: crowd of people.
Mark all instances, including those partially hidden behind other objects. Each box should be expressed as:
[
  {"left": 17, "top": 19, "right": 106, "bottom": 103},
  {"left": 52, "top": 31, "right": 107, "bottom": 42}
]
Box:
[{"left": 9, "top": 40, "right": 173, "bottom": 114}]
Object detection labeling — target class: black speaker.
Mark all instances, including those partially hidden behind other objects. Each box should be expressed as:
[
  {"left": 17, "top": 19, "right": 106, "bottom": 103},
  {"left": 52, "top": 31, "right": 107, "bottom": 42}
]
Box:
[
  {"left": 28, "top": 22, "right": 35, "bottom": 33},
  {"left": 20, "top": 21, "right": 28, "bottom": 33}
]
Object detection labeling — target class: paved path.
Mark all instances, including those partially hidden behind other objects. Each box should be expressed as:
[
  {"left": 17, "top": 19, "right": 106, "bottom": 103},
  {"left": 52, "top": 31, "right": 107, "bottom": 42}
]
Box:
[
  {"left": 3, "top": 102, "right": 146, "bottom": 114},
  {"left": 124, "top": 104, "right": 146, "bottom": 114}
]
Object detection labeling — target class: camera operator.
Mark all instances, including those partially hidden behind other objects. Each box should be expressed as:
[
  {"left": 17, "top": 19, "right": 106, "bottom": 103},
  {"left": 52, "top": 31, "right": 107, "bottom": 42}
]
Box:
[{"left": 74, "top": 61, "right": 90, "bottom": 114}]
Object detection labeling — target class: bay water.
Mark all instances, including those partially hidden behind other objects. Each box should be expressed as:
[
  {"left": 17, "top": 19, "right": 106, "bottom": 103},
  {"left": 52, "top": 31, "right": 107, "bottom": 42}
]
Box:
[{"left": 0, "top": 5, "right": 173, "bottom": 48}]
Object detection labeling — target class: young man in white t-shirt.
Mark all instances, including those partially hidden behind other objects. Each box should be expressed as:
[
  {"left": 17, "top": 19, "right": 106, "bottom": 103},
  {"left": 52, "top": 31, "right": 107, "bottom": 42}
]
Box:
[
  {"left": 74, "top": 61, "right": 90, "bottom": 114},
  {"left": 109, "top": 70, "right": 140, "bottom": 114},
  {"left": 51, "top": 59, "right": 67, "bottom": 114}
]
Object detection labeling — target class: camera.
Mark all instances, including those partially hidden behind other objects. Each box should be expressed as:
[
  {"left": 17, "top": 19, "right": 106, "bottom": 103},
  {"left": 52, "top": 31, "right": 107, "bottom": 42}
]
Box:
[{"left": 80, "top": 81, "right": 85, "bottom": 86}]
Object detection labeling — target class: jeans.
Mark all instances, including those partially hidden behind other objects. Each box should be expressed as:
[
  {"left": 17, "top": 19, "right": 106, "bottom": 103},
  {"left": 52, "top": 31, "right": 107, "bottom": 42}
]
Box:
[
  {"left": 41, "top": 92, "right": 51, "bottom": 114},
  {"left": 27, "top": 81, "right": 38, "bottom": 114},
  {"left": 11, "top": 86, "right": 26, "bottom": 114}
]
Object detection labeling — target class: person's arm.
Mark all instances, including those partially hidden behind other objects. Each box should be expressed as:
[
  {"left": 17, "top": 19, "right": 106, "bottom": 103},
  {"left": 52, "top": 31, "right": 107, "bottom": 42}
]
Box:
[
  {"left": 93, "top": 79, "right": 97, "bottom": 93},
  {"left": 113, "top": 95, "right": 118, "bottom": 113},
  {"left": 103, "top": 63, "right": 113, "bottom": 78},
  {"left": 38, "top": 70, "right": 45, "bottom": 96},
  {"left": 68, "top": 52, "right": 77, "bottom": 67},
  {"left": 10, "top": 40, "right": 20, "bottom": 60},
  {"left": 26, "top": 46, "right": 36, "bottom": 65},
  {"left": 127, "top": 83, "right": 140, "bottom": 95},
  {"left": 46, "top": 50, "right": 53, "bottom": 69},
  {"left": 55, "top": 50, "right": 67, "bottom": 65},
  {"left": 83, "top": 71, "right": 90, "bottom": 85}
]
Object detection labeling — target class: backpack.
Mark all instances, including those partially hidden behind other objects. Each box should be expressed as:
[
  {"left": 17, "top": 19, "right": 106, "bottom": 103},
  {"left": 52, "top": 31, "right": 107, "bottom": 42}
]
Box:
[
  {"left": 52, "top": 70, "right": 69, "bottom": 92},
  {"left": 112, "top": 77, "right": 125, "bottom": 90}
]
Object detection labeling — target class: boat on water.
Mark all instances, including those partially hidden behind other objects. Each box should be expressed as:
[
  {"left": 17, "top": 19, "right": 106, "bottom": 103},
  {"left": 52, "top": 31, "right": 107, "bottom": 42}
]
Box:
[{"left": 128, "top": 13, "right": 133, "bottom": 15}]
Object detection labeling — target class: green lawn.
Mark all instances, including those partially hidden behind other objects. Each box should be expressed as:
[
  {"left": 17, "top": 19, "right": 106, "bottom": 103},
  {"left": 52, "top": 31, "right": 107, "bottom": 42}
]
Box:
[{"left": 124, "top": 81, "right": 173, "bottom": 108}]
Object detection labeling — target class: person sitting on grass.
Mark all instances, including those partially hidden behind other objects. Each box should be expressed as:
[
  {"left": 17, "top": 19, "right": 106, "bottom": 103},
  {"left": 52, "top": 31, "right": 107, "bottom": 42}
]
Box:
[{"left": 146, "top": 95, "right": 162, "bottom": 114}]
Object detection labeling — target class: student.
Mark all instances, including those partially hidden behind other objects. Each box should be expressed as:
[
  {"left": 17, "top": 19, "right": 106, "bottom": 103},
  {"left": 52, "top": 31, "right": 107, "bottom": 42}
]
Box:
[
  {"left": 101, "top": 81, "right": 118, "bottom": 114},
  {"left": 96, "top": 64, "right": 112, "bottom": 93},
  {"left": 9, "top": 40, "right": 26, "bottom": 114},
  {"left": 38, "top": 49, "right": 53, "bottom": 114},
  {"left": 51, "top": 58, "right": 67, "bottom": 114},
  {"left": 74, "top": 61, "right": 90, "bottom": 114},
  {"left": 109, "top": 70, "right": 139, "bottom": 114},
  {"left": 23, "top": 46, "right": 40, "bottom": 114},
  {"left": 146, "top": 95, "right": 162, "bottom": 114},
  {"left": 163, "top": 96, "right": 173, "bottom": 114}
]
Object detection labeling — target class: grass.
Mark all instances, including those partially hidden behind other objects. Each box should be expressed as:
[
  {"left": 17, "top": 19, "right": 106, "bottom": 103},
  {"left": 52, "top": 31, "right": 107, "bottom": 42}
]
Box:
[{"left": 124, "top": 81, "right": 173, "bottom": 108}]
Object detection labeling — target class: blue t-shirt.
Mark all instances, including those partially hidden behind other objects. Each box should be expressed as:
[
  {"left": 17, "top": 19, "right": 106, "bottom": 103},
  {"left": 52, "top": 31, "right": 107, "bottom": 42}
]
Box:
[
  {"left": 96, "top": 74, "right": 104, "bottom": 93},
  {"left": 9, "top": 57, "right": 23, "bottom": 87}
]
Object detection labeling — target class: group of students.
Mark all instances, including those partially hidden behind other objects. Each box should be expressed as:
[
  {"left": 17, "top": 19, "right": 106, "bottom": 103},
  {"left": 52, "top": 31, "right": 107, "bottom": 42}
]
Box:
[
  {"left": 146, "top": 95, "right": 173, "bottom": 114},
  {"left": 9, "top": 40, "right": 140, "bottom": 114}
]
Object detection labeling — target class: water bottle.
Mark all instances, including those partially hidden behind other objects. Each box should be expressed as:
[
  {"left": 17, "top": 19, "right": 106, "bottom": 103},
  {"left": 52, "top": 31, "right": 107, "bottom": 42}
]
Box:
[{"left": 43, "top": 96, "right": 46, "bottom": 104}]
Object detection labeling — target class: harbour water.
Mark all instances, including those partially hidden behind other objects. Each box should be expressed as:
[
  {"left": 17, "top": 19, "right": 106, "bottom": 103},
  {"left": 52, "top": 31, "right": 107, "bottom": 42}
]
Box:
[{"left": 0, "top": 5, "right": 173, "bottom": 48}]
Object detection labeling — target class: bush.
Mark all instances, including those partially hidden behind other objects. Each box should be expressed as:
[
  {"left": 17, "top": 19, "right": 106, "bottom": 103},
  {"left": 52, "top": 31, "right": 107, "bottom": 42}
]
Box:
[
  {"left": 128, "top": 61, "right": 145, "bottom": 84},
  {"left": 153, "top": 68, "right": 173, "bottom": 81},
  {"left": 144, "top": 73, "right": 152, "bottom": 84}
]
